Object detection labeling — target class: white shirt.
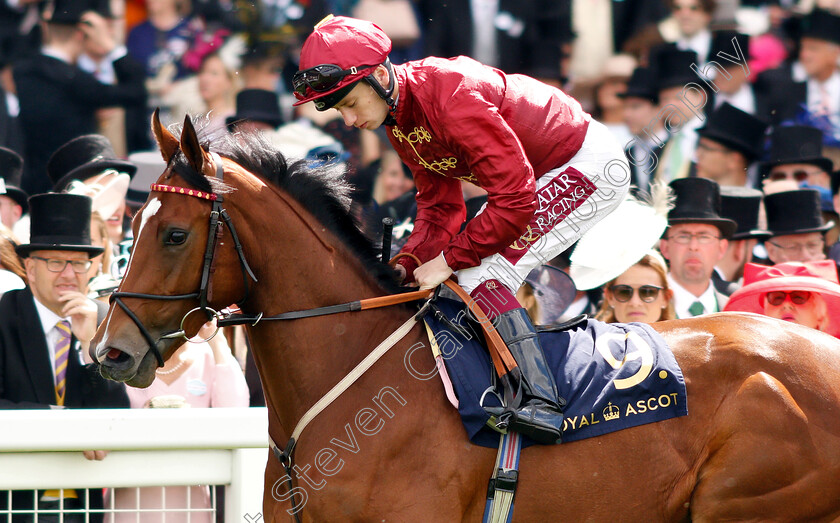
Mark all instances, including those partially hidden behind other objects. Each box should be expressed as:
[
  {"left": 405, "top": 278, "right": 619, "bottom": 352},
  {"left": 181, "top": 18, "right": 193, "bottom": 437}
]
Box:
[
  {"left": 32, "top": 295, "right": 75, "bottom": 381},
  {"left": 668, "top": 274, "right": 719, "bottom": 318},
  {"left": 471, "top": 0, "right": 499, "bottom": 67},
  {"left": 677, "top": 29, "right": 712, "bottom": 65},
  {"left": 714, "top": 83, "right": 756, "bottom": 115},
  {"left": 806, "top": 70, "right": 840, "bottom": 120}
]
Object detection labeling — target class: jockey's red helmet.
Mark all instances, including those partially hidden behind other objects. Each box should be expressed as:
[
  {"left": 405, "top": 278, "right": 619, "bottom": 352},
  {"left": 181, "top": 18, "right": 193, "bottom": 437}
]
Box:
[{"left": 293, "top": 16, "right": 392, "bottom": 110}]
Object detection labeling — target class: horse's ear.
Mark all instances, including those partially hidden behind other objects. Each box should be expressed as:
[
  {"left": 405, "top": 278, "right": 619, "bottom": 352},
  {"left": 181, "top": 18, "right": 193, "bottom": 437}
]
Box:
[
  {"left": 151, "top": 108, "right": 179, "bottom": 163},
  {"left": 179, "top": 114, "right": 206, "bottom": 174}
]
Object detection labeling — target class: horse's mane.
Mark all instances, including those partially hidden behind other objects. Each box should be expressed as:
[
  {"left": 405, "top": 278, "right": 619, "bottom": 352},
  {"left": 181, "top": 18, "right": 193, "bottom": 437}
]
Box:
[{"left": 167, "top": 117, "right": 401, "bottom": 293}]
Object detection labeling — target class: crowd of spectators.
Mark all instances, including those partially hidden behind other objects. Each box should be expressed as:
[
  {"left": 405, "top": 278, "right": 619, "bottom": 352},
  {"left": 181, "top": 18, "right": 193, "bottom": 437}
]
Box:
[{"left": 0, "top": 0, "right": 840, "bottom": 519}]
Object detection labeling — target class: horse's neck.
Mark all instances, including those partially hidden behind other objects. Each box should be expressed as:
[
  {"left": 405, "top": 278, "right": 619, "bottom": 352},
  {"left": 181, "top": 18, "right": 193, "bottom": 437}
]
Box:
[{"left": 237, "top": 196, "right": 416, "bottom": 440}]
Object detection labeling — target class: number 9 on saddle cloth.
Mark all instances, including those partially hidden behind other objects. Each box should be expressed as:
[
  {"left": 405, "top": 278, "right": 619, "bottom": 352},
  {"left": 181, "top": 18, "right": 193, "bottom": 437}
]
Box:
[{"left": 422, "top": 297, "right": 687, "bottom": 448}]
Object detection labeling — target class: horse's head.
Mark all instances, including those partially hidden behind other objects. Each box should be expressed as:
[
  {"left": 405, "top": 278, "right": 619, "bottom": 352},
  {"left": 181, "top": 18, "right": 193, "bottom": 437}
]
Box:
[{"left": 94, "top": 111, "right": 254, "bottom": 387}]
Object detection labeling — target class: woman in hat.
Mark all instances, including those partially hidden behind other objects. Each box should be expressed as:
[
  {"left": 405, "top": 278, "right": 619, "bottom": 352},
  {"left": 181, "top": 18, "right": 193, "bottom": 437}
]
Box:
[
  {"left": 293, "top": 15, "right": 630, "bottom": 443},
  {"left": 723, "top": 261, "right": 840, "bottom": 337},
  {"left": 596, "top": 251, "right": 676, "bottom": 324},
  {"left": 197, "top": 51, "right": 238, "bottom": 135}
]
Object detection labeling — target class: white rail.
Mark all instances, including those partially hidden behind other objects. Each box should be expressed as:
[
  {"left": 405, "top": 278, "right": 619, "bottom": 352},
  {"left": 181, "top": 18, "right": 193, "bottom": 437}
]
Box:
[{"left": 0, "top": 408, "right": 269, "bottom": 522}]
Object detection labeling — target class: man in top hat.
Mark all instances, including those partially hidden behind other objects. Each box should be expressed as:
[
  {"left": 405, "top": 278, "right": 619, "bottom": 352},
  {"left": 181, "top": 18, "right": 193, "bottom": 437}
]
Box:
[
  {"left": 47, "top": 134, "right": 136, "bottom": 246},
  {"left": 707, "top": 32, "right": 759, "bottom": 115},
  {"left": 620, "top": 66, "right": 666, "bottom": 194},
  {"left": 714, "top": 186, "right": 771, "bottom": 294},
  {"left": 659, "top": 177, "right": 737, "bottom": 317},
  {"left": 13, "top": 0, "right": 146, "bottom": 195},
  {"left": 226, "top": 88, "right": 284, "bottom": 133},
  {"left": 694, "top": 102, "right": 769, "bottom": 187},
  {"left": 764, "top": 189, "right": 833, "bottom": 264},
  {"left": 759, "top": 125, "right": 834, "bottom": 189},
  {"left": 0, "top": 192, "right": 128, "bottom": 522},
  {"left": 0, "top": 147, "right": 27, "bottom": 231},
  {"left": 755, "top": 8, "right": 840, "bottom": 126},
  {"left": 651, "top": 46, "right": 706, "bottom": 182}
]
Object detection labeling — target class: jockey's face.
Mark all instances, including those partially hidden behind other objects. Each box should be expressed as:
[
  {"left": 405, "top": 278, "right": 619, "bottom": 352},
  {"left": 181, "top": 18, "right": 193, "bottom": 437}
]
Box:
[{"left": 332, "top": 66, "right": 392, "bottom": 131}]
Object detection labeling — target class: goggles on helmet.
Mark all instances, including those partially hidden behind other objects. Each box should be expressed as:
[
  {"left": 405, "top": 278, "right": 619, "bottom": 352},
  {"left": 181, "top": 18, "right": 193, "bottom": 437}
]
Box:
[{"left": 292, "top": 63, "right": 374, "bottom": 99}]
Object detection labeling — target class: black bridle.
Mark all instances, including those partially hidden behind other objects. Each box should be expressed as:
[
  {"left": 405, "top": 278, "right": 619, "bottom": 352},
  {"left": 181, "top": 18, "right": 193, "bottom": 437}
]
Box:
[{"left": 108, "top": 153, "right": 257, "bottom": 367}]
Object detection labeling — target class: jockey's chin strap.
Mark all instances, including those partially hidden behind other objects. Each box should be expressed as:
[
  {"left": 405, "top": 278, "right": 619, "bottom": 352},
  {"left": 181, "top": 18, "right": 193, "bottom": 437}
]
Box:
[{"left": 109, "top": 152, "right": 258, "bottom": 367}]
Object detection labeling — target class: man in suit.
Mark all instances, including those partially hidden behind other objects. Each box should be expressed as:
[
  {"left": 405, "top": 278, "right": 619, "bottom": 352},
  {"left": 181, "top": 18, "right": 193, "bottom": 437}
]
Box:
[
  {"left": 755, "top": 8, "right": 840, "bottom": 126},
  {"left": 0, "top": 192, "right": 128, "bottom": 522},
  {"left": 764, "top": 189, "right": 833, "bottom": 264},
  {"left": 715, "top": 186, "right": 770, "bottom": 295},
  {"left": 620, "top": 66, "right": 666, "bottom": 195},
  {"left": 13, "top": 0, "right": 146, "bottom": 196},
  {"left": 659, "top": 177, "right": 736, "bottom": 317},
  {"left": 693, "top": 102, "right": 768, "bottom": 188},
  {"left": 418, "top": 0, "right": 572, "bottom": 83}
]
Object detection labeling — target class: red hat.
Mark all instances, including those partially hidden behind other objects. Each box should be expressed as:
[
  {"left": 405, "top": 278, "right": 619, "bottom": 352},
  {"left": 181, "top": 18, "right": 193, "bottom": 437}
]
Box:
[
  {"left": 293, "top": 16, "right": 392, "bottom": 108},
  {"left": 724, "top": 261, "right": 840, "bottom": 336}
]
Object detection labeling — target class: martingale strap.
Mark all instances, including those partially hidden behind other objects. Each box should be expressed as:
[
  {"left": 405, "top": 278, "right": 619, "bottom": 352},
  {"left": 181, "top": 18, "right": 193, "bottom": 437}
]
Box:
[{"left": 483, "top": 431, "right": 522, "bottom": 523}]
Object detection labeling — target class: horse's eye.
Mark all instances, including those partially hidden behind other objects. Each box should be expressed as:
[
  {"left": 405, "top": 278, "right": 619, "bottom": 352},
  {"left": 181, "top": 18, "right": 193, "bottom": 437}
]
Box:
[{"left": 165, "top": 230, "right": 188, "bottom": 245}]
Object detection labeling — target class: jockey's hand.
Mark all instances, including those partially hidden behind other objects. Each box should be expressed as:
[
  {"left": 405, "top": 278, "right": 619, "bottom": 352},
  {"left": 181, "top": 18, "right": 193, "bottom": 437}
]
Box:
[{"left": 414, "top": 253, "right": 453, "bottom": 290}]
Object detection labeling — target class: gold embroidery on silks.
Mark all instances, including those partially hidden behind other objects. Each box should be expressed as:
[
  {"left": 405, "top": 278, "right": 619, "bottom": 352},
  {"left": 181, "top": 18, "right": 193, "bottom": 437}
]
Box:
[{"left": 392, "top": 126, "right": 458, "bottom": 176}]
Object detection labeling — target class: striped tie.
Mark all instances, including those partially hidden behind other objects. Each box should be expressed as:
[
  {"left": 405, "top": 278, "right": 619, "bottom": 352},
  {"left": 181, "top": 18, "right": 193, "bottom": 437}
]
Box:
[{"left": 54, "top": 320, "right": 71, "bottom": 406}]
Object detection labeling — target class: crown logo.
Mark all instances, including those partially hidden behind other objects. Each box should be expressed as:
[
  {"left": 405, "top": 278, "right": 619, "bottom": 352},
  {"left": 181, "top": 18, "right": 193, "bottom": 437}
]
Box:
[
  {"left": 603, "top": 402, "right": 620, "bottom": 421},
  {"left": 486, "top": 281, "right": 497, "bottom": 290}
]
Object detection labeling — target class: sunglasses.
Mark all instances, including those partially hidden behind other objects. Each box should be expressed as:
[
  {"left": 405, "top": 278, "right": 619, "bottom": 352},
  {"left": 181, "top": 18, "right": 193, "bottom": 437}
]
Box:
[
  {"left": 292, "top": 64, "right": 373, "bottom": 98},
  {"left": 764, "top": 290, "right": 812, "bottom": 306},
  {"left": 609, "top": 284, "right": 663, "bottom": 303}
]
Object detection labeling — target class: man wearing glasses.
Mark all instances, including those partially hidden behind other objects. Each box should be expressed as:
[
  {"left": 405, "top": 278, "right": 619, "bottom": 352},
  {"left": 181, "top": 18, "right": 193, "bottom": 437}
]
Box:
[
  {"left": 293, "top": 15, "right": 629, "bottom": 444},
  {"left": 759, "top": 126, "right": 833, "bottom": 190},
  {"left": 764, "top": 189, "right": 833, "bottom": 264},
  {"left": 0, "top": 193, "right": 128, "bottom": 520},
  {"left": 659, "top": 178, "right": 736, "bottom": 318}
]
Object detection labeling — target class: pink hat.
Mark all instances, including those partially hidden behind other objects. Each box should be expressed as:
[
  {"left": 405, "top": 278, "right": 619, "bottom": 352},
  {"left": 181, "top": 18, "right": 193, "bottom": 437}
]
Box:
[
  {"left": 724, "top": 261, "right": 840, "bottom": 335},
  {"left": 293, "top": 16, "right": 392, "bottom": 107}
]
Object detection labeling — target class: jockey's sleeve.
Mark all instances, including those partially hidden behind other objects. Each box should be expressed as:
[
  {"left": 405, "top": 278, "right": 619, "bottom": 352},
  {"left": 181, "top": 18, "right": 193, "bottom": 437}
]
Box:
[
  {"left": 397, "top": 171, "right": 464, "bottom": 282},
  {"left": 435, "top": 94, "right": 537, "bottom": 271}
]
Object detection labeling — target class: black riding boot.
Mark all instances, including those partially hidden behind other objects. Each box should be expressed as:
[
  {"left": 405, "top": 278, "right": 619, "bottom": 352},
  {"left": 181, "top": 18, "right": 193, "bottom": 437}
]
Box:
[{"left": 492, "top": 307, "right": 565, "bottom": 444}]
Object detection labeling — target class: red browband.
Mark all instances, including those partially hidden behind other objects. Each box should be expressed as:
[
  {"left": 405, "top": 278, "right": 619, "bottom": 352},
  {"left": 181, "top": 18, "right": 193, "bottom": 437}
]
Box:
[{"left": 150, "top": 184, "right": 218, "bottom": 201}]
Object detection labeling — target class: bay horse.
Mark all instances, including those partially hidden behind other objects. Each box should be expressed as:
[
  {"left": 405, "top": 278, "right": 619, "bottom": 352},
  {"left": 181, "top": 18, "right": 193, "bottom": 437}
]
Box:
[{"left": 93, "top": 114, "right": 840, "bottom": 522}]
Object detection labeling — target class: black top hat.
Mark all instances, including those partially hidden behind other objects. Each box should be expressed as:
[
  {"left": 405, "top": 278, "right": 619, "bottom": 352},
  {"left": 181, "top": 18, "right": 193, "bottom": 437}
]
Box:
[
  {"left": 46, "top": 0, "right": 88, "bottom": 24},
  {"left": 15, "top": 193, "right": 104, "bottom": 258},
  {"left": 697, "top": 103, "right": 768, "bottom": 161},
  {"left": 765, "top": 189, "right": 834, "bottom": 237},
  {"left": 800, "top": 8, "right": 840, "bottom": 45},
  {"left": 126, "top": 151, "right": 166, "bottom": 206},
  {"left": 618, "top": 67, "right": 659, "bottom": 103},
  {"left": 0, "top": 147, "right": 28, "bottom": 212},
  {"left": 758, "top": 125, "right": 833, "bottom": 178},
  {"left": 709, "top": 31, "right": 750, "bottom": 67},
  {"left": 47, "top": 135, "right": 137, "bottom": 191},
  {"left": 226, "top": 89, "right": 283, "bottom": 130},
  {"left": 650, "top": 45, "right": 700, "bottom": 91},
  {"left": 720, "top": 186, "right": 770, "bottom": 240},
  {"left": 667, "top": 177, "right": 737, "bottom": 238}
]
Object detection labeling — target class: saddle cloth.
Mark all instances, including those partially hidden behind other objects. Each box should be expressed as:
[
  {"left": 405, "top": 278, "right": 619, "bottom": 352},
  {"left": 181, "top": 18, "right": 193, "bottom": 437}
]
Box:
[{"left": 423, "top": 297, "right": 688, "bottom": 448}]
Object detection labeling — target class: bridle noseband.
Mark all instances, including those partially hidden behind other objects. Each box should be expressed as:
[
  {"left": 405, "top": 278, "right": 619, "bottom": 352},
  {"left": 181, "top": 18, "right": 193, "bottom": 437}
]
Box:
[{"left": 108, "top": 152, "right": 257, "bottom": 367}]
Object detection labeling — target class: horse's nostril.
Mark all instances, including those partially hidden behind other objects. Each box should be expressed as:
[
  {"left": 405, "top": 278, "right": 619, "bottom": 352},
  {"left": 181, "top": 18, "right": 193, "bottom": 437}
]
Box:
[{"left": 106, "top": 348, "right": 131, "bottom": 364}]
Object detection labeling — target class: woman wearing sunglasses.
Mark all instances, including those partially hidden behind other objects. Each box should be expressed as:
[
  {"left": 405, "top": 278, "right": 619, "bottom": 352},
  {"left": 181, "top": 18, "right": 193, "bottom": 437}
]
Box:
[
  {"left": 724, "top": 261, "right": 840, "bottom": 337},
  {"left": 596, "top": 252, "right": 676, "bottom": 324},
  {"left": 293, "top": 15, "right": 629, "bottom": 444}
]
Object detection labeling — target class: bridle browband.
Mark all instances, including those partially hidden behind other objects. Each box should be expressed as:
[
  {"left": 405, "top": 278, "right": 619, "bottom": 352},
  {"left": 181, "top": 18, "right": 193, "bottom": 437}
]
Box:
[{"left": 108, "top": 152, "right": 258, "bottom": 367}]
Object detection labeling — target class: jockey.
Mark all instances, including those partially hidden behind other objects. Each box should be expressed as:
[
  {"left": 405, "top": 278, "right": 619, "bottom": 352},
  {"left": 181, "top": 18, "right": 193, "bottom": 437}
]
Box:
[{"left": 293, "top": 15, "right": 630, "bottom": 444}]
